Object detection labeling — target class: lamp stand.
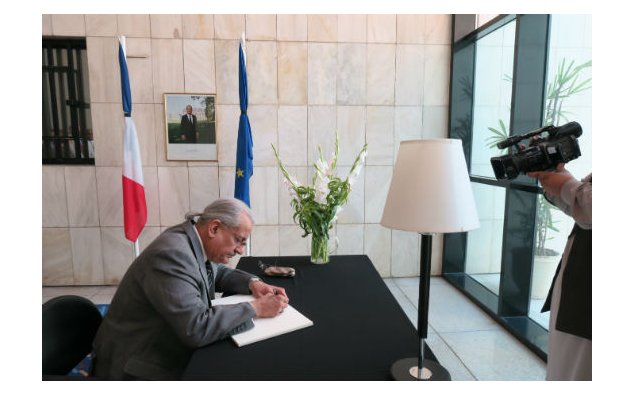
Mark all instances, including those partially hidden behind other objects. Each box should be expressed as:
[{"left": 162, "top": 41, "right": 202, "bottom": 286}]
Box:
[{"left": 390, "top": 234, "right": 451, "bottom": 381}]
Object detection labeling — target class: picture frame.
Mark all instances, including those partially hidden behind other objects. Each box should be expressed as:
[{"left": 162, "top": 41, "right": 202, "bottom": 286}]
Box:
[{"left": 164, "top": 93, "right": 217, "bottom": 161}]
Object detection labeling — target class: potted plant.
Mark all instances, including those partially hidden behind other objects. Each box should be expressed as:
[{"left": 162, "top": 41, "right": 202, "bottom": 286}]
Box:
[{"left": 487, "top": 58, "right": 591, "bottom": 298}]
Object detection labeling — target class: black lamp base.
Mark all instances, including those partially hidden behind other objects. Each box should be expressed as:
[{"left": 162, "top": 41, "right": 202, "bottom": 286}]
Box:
[{"left": 390, "top": 358, "right": 451, "bottom": 381}]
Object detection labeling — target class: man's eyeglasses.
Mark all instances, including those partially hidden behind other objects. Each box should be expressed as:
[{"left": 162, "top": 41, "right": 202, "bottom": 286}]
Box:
[{"left": 220, "top": 223, "right": 247, "bottom": 247}]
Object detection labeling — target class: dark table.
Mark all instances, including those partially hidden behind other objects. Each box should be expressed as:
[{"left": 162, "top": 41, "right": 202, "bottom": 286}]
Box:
[{"left": 182, "top": 255, "right": 438, "bottom": 380}]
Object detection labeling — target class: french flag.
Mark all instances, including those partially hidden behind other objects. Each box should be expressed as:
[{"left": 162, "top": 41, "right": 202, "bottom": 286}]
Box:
[{"left": 118, "top": 37, "right": 147, "bottom": 243}]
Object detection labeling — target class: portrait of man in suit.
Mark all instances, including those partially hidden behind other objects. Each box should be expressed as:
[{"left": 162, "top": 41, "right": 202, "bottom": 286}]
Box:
[
  {"left": 165, "top": 94, "right": 217, "bottom": 160},
  {"left": 179, "top": 104, "right": 198, "bottom": 143}
]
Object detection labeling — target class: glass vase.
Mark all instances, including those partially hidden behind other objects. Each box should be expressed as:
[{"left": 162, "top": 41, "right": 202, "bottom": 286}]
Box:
[{"left": 310, "top": 234, "right": 330, "bottom": 264}]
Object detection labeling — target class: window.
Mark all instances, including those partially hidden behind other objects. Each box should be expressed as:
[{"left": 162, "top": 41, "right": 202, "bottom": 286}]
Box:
[
  {"left": 444, "top": 14, "right": 592, "bottom": 360},
  {"left": 42, "top": 38, "right": 93, "bottom": 164}
]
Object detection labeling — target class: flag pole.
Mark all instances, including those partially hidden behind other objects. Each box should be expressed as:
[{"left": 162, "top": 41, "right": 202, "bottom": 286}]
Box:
[{"left": 134, "top": 240, "right": 140, "bottom": 257}]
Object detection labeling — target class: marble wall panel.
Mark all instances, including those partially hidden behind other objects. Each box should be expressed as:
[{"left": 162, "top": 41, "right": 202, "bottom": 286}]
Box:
[
  {"left": 367, "top": 44, "right": 396, "bottom": 105},
  {"left": 246, "top": 15, "right": 276, "bottom": 40},
  {"left": 184, "top": 39, "right": 215, "bottom": 94},
  {"left": 335, "top": 224, "right": 364, "bottom": 255},
  {"left": 251, "top": 225, "right": 280, "bottom": 256},
  {"left": 188, "top": 166, "right": 220, "bottom": 213},
  {"left": 215, "top": 40, "right": 240, "bottom": 105},
  {"left": 52, "top": 14, "right": 86, "bottom": 37},
  {"left": 43, "top": 228, "right": 74, "bottom": 285},
  {"left": 279, "top": 225, "right": 309, "bottom": 256},
  {"left": 125, "top": 38, "right": 154, "bottom": 104},
  {"left": 338, "top": 15, "right": 366, "bottom": 43},
  {"left": 364, "top": 166, "right": 392, "bottom": 224},
  {"left": 307, "top": 105, "right": 337, "bottom": 164},
  {"left": 143, "top": 166, "right": 161, "bottom": 227},
  {"left": 395, "top": 44, "right": 426, "bottom": 105},
  {"left": 250, "top": 167, "right": 279, "bottom": 225},
  {"left": 92, "top": 103, "right": 124, "bottom": 167},
  {"left": 307, "top": 15, "right": 337, "bottom": 42},
  {"left": 70, "top": 227, "right": 104, "bottom": 285},
  {"left": 336, "top": 106, "right": 366, "bottom": 166},
  {"left": 96, "top": 167, "right": 123, "bottom": 227},
  {"left": 216, "top": 104, "right": 240, "bottom": 165},
  {"left": 42, "top": 166, "right": 68, "bottom": 227},
  {"left": 423, "top": 45, "right": 451, "bottom": 106},
  {"left": 42, "top": 14, "right": 52, "bottom": 36},
  {"left": 118, "top": 15, "right": 151, "bottom": 38},
  {"left": 87, "top": 36, "right": 121, "bottom": 103},
  {"left": 151, "top": 39, "right": 184, "bottom": 103},
  {"left": 278, "top": 106, "right": 307, "bottom": 166},
  {"left": 366, "top": 106, "right": 394, "bottom": 166},
  {"left": 101, "top": 227, "right": 135, "bottom": 284},
  {"left": 65, "top": 166, "right": 99, "bottom": 227},
  {"left": 150, "top": 15, "right": 182, "bottom": 39},
  {"left": 367, "top": 15, "right": 396, "bottom": 43},
  {"left": 390, "top": 230, "right": 420, "bottom": 277},
  {"left": 364, "top": 224, "right": 391, "bottom": 277},
  {"left": 134, "top": 103, "right": 158, "bottom": 166},
  {"left": 278, "top": 42, "right": 308, "bottom": 105},
  {"left": 397, "top": 15, "right": 427, "bottom": 44},
  {"left": 308, "top": 43, "right": 337, "bottom": 105},
  {"left": 158, "top": 167, "right": 190, "bottom": 226},
  {"left": 214, "top": 15, "right": 245, "bottom": 40},
  {"left": 86, "top": 15, "right": 117, "bottom": 37},
  {"left": 425, "top": 15, "right": 452, "bottom": 45},
  {"left": 277, "top": 15, "right": 307, "bottom": 42},
  {"left": 337, "top": 43, "right": 366, "bottom": 105},
  {"left": 394, "top": 106, "right": 424, "bottom": 161},
  {"left": 422, "top": 106, "right": 449, "bottom": 139},
  {"left": 247, "top": 41, "right": 278, "bottom": 105},
  {"left": 250, "top": 105, "right": 278, "bottom": 166},
  {"left": 183, "top": 15, "right": 215, "bottom": 39},
  {"left": 218, "top": 167, "right": 235, "bottom": 199}
]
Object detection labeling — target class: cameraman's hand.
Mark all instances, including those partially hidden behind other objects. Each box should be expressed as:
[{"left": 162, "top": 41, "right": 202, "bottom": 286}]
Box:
[
  {"left": 527, "top": 164, "right": 575, "bottom": 198},
  {"left": 249, "top": 293, "right": 288, "bottom": 318}
]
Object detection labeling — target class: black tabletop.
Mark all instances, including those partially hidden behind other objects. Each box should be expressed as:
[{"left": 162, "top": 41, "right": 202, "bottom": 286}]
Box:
[{"left": 182, "top": 255, "right": 436, "bottom": 380}]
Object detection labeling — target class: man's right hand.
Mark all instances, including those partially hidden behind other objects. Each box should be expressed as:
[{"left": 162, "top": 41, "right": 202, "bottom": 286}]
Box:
[{"left": 250, "top": 293, "right": 288, "bottom": 318}]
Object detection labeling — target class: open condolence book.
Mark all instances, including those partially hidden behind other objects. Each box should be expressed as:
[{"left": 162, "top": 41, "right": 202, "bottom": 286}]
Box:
[{"left": 212, "top": 294, "right": 313, "bottom": 347}]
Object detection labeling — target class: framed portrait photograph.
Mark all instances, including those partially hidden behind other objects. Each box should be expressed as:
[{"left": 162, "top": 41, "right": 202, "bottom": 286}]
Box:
[{"left": 164, "top": 93, "right": 217, "bottom": 161}]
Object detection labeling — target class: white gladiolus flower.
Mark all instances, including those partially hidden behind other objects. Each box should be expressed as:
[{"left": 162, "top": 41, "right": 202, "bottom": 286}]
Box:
[{"left": 314, "top": 173, "right": 329, "bottom": 204}]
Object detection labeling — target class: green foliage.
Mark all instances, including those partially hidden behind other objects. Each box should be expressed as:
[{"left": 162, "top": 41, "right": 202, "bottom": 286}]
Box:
[
  {"left": 272, "top": 132, "right": 367, "bottom": 239},
  {"left": 486, "top": 119, "right": 509, "bottom": 149}
]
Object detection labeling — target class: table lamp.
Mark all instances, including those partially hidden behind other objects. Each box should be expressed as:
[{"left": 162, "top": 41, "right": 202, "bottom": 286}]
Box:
[{"left": 381, "top": 139, "right": 480, "bottom": 380}]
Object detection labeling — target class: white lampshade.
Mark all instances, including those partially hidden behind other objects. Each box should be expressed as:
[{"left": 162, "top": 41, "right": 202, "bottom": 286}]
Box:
[{"left": 381, "top": 139, "right": 480, "bottom": 234}]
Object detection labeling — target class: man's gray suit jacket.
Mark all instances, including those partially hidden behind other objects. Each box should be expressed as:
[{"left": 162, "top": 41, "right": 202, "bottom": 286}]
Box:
[{"left": 93, "top": 220, "right": 256, "bottom": 380}]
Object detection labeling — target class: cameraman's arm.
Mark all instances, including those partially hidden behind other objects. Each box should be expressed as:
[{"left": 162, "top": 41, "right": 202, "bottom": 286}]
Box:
[
  {"left": 528, "top": 165, "right": 592, "bottom": 229},
  {"left": 558, "top": 174, "right": 592, "bottom": 229}
]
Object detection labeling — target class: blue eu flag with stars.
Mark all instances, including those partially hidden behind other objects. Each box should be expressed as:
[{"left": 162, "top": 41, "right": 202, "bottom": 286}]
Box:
[{"left": 235, "top": 41, "right": 253, "bottom": 207}]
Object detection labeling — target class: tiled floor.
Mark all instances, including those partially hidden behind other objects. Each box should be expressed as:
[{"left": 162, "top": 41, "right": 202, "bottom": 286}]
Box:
[{"left": 42, "top": 276, "right": 546, "bottom": 380}]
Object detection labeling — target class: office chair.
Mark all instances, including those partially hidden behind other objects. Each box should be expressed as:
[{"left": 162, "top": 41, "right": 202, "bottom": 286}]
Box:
[{"left": 42, "top": 295, "right": 103, "bottom": 377}]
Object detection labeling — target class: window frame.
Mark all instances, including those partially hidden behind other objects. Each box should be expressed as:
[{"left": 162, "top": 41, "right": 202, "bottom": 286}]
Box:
[
  {"left": 42, "top": 37, "right": 94, "bottom": 165},
  {"left": 443, "top": 14, "right": 551, "bottom": 360}
]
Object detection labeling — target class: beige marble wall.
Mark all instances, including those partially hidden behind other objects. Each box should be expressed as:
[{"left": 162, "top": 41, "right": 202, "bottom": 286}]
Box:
[{"left": 42, "top": 14, "right": 452, "bottom": 285}]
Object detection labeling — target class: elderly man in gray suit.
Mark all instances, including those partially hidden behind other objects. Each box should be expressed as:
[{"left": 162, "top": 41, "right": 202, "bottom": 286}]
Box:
[{"left": 93, "top": 198, "right": 288, "bottom": 380}]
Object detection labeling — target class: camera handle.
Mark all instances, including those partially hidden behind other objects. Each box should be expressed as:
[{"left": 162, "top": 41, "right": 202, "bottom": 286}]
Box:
[{"left": 496, "top": 125, "right": 554, "bottom": 150}]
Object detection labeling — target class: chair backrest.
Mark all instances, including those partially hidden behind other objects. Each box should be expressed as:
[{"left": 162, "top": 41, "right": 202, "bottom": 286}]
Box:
[{"left": 42, "top": 295, "right": 103, "bottom": 375}]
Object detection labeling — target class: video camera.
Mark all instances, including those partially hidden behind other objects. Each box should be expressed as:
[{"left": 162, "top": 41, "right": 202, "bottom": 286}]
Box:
[{"left": 490, "top": 121, "right": 582, "bottom": 180}]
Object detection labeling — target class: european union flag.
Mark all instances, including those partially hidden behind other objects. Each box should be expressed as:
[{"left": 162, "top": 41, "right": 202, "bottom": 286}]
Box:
[{"left": 234, "top": 40, "right": 253, "bottom": 207}]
